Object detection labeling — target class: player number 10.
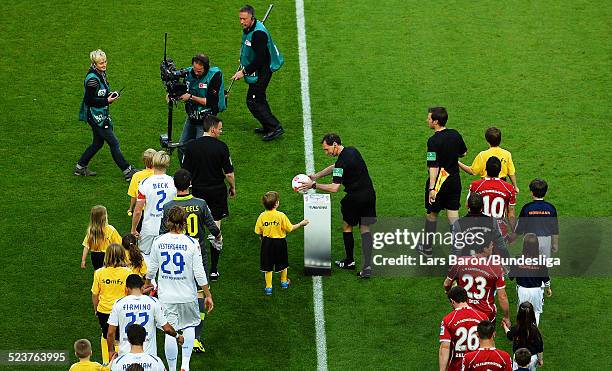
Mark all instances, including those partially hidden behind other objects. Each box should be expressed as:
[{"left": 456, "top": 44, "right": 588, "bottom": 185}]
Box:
[
  {"left": 482, "top": 195, "right": 505, "bottom": 218},
  {"left": 186, "top": 213, "right": 198, "bottom": 237}
]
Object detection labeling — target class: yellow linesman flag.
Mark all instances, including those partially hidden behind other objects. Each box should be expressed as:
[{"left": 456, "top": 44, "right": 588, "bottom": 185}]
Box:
[{"left": 433, "top": 168, "right": 449, "bottom": 193}]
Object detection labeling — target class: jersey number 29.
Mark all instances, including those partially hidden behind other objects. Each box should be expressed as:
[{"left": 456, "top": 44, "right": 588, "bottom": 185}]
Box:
[{"left": 161, "top": 252, "right": 185, "bottom": 274}]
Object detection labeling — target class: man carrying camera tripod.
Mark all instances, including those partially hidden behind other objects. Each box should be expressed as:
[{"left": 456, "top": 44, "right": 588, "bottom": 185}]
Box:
[{"left": 175, "top": 54, "right": 226, "bottom": 162}]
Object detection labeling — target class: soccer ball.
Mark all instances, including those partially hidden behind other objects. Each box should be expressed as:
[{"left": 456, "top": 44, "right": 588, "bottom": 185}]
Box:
[{"left": 292, "top": 173, "right": 310, "bottom": 193}]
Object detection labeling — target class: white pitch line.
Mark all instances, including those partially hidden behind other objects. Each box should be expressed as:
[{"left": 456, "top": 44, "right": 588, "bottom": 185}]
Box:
[{"left": 295, "top": 1, "right": 328, "bottom": 370}]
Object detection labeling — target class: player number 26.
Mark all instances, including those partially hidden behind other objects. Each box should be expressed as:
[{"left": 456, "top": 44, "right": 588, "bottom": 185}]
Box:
[{"left": 454, "top": 326, "right": 478, "bottom": 352}]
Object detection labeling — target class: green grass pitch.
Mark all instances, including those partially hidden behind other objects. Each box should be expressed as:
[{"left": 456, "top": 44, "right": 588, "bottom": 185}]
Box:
[{"left": 0, "top": 0, "right": 610, "bottom": 369}]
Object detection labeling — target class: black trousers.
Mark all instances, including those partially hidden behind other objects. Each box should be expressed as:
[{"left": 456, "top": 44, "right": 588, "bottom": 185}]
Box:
[
  {"left": 78, "top": 121, "right": 129, "bottom": 171},
  {"left": 246, "top": 69, "right": 282, "bottom": 132}
]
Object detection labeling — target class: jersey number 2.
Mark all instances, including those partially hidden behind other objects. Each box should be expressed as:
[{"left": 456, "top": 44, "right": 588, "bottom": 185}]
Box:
[{"left": 155, "top": 190, "right": 167, "bottom": 212}]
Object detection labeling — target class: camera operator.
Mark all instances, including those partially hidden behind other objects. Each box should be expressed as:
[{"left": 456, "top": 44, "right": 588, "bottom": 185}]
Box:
[
  {"left": 75, "top": 49, "right": 137, "bottom": 181},
  {"left": 175, "top": 54, "right": 225, "bottom": 162}
]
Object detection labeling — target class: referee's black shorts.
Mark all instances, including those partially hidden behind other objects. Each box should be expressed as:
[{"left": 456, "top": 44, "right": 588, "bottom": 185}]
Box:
[
  {"left": 341, "top": 191, "right": 377, "bottom": 227},
  {"left": 193, "top": 184, "right": 229, "bottom": 221},
  {"left": 260, "top": 237, "right": 289, "bottom": 273},
  {"left": 425, "top": 175, "right": 461, "bottom": 213}
]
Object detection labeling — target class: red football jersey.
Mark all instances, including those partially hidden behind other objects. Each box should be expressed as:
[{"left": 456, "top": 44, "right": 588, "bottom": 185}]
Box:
[
  {"left": 439, "top": 306, "right": 488, "bottom": 371},
  {"left": 447, "top": 257, "right": 505, "bottom": 321},
  {"left": 469, "top": 178, "right": 516, "bottom": 236},
  {"left": 462, "top": 347, "right": 512, "bottom": 371}
]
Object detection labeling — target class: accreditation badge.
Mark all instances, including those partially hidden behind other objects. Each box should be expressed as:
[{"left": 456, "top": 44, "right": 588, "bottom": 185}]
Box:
[{"left": 199, "top": 83, "right": 207, "bottom": 89}]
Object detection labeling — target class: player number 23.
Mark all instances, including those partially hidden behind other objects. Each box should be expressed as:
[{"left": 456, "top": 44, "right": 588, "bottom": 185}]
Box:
[{"left": 462, "top": 274, "right": 487, "bottom": 300}]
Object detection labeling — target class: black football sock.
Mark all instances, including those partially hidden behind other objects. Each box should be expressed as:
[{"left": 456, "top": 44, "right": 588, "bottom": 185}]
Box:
[
  {"left": 361, "top": 232, "right": 373, "bottom": 272},
  {"left": 424, "top": 218, "right": 437, "bottom": 252},
  {"left": 210, "top": 246, "right": 220, "bottom": 274},
  {"left": 195, "top": 297, "right": 206, "bottom": 340},
  {"left": 342, "top": 232, "right": 355, "bottom": 262}
]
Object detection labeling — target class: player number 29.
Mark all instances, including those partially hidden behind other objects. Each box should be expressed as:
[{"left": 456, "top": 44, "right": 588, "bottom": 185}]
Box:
[
  {"left": 461, "top": 274, "right": 487, "bottom": 300},
  {"left": 161, "top": 252, "right": 185, "bottom": 274},
  {"left": 482, "top": 195, "right": 505, "bottom": 218},
  {"left": 454, "top": 326, "right": 478, "bottom": 352}
]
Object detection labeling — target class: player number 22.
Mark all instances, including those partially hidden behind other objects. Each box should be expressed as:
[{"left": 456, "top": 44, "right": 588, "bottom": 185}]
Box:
[
  {"left": 455, "top": 326, "right": 478, "bottom": 352},
  {"left": 161, "top": 252, "right": 185, "bottom": 274},
  {"left": 125, "top": 311, "right": 149, "bottom": 334},
  {"left": 462, "top": 274, "right": 487, "bottom": 300}
]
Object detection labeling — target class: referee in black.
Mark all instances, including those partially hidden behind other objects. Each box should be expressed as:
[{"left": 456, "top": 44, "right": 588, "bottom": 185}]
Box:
[
  {"left": 418, "top": 107, "right": 467, "bottom": 258},
  {"left": 182, "top": 115, "right": 236, "bottom": 281},
  {"left": 299, "top": 133, "right": 376, "bottom": 278}
]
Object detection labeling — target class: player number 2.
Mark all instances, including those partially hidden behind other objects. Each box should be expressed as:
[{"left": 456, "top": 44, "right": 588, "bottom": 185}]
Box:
[
  {"left": 155, "top": 190, "right": 167, "bottom": 212},
  {"left": 455, "top": 326, "right": 478, "bottom": 352},
  {"left": 161, "top": 252, "right": 185, "bottom": 274},
  {"left": 186, "top": 213, "right": 198, "bottom": 237},
  {"left": 462, "top": 274, "right": 487, "bottom": 300},
  {"left": 482, "top": 195, "right": 505, "bottom": 218}
]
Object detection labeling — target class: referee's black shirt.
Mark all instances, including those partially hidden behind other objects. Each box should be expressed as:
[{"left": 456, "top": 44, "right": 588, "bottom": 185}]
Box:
[
  {"left": 427, "top": 128, "right": 467, "bottom": 175},
  {"left": 332, "top": 147, "right": 375, "bottom": 196},
  {"left": 182, "top": 136, "right": 233, "bottom": 189}
]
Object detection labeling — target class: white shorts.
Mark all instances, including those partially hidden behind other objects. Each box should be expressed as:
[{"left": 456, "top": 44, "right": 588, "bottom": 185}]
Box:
[
  {"left": 536, "top": 236, "right": 551, "bottom": 258},
  {"left": 517, "top": 286, "right": 544, "bottom": 314},
  {"left": 139, "top": 234, "right": 157, "bottom": 255},
  {"left": 163, "top": 301, "right": 200, "bottom": 331}
]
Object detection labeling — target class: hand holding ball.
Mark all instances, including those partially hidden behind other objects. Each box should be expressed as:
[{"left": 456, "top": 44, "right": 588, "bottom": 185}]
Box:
[{"left": 292, "top": 174, "right": 311, "bottom": 194}]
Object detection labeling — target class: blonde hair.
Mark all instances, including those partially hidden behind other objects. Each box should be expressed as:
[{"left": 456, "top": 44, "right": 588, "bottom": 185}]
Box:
[
  {"left": 152, "top": 151, "right": 170, "bottom": 170},
  {"left": 89, "top": 49, "right": 106, "bottom": 64},
  {"left": 74, "top": 339, "right": 92, "bottom": 359},
  {"left": 104, "top": 243, "right": 127, "bottom": 268},
  {"left": 87, "top": 205, "right": 108, "bottom": 250},
  {"left": 142, "top": 148, "right": 157, "bottom": 169}
]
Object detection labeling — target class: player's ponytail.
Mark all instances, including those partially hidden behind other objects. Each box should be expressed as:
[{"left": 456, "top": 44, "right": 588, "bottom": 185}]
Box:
[
  {"left": 122, "top": 233, "right": 144, "bottom": 273},
  {"left": 87, "top": 205, "right": 107, "bottom": 250}
]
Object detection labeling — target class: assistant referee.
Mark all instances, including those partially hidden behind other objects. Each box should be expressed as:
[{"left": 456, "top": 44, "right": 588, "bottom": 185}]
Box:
[
  {"left": 300, "top": 133, "right": 376, "bottom": 278},
  {"left": 182, "top": 115, "right": 235, "bottom": 281},
  {"left": 418, "top": 107, "right": 467, "bottom": 258}
]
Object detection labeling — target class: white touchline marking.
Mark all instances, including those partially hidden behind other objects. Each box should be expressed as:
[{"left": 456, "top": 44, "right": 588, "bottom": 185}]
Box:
[{"left": 296, "top": 1, "right": 328, "bottom": 370}]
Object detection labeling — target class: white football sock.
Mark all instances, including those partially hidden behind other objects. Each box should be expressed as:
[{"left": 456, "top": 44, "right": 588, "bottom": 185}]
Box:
[
  {"left": 180, "top": 327, "right": 196, "bottom": 371},
  {"left": 165, "top": 334, "right": 178, "bottom": 371}
]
